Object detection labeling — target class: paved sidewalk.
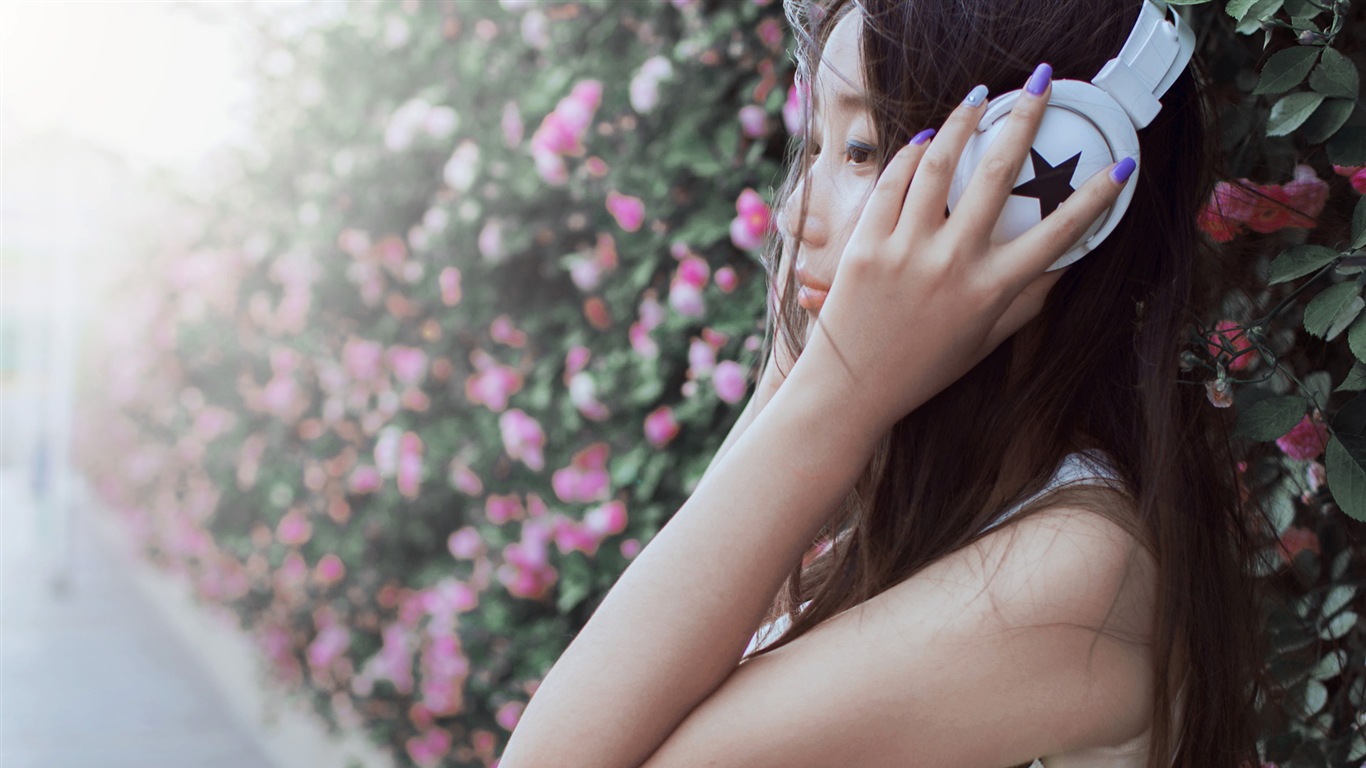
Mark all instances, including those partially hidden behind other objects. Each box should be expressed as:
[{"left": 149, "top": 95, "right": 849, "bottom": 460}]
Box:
[{"left": 1, "top": 466, "right": 275, "bottom": 768}]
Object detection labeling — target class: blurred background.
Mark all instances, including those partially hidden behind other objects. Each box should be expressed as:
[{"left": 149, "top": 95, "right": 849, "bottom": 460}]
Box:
[{"left": 2, "top": 1, "right": 789, "bottom": 766}]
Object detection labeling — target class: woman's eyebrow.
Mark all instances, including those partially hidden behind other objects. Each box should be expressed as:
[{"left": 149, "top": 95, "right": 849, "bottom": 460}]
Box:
[{"left": 834, "top": 88, "right": 873, "bottom": 114}]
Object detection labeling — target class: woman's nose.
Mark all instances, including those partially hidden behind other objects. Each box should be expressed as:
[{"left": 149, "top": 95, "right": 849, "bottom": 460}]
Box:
[{"left": 776, "top": 178, "right": 829, "bottom": 250}]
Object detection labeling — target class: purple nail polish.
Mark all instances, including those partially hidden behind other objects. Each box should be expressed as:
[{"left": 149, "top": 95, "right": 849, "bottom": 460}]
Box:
[
  {"left": 1026, "top": 63, "right": 1052, "bottom": 97},
  {"left": 911, "top": 128, "right": 937, "bottom": 145},
  {"left": 1111, "top": 157, "right": 1137, "bottom": 184},
  {"left": 963, "top": 84, "right": 988, "bottom": 107}
]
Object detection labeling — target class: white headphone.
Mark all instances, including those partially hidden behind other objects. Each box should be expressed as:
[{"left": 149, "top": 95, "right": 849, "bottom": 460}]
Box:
[{"left": 945, "top": 0, "right": 1197, "bottom": 271}]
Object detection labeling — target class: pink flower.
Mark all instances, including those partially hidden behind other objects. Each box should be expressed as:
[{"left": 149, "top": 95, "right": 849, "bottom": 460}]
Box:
[
  {"left": 307, "top": 623, "right": 351, "bottom": 671},
  {"left": 639, "top": 291, "right": 666, "bottom": 331},
  {"left": 387, "top": 346, "right": 428, "bottom": 385},
  {"left": 564, "top": 345, "right": 592, "bottom": 381},
  {"left": 1333, "top": 164, "right": 1366, "bottom": 194},
  {"left": 675, "top": 254, "right": 710, "bottom": 289},
  {"left": 551, "top": 442, "right": 612, "bottom": 504},
  {"left": 406, "top": 729, "right": 452, "bottom": 768},
  {"left": 490, "top": 315, "right": 528, "bottom": 347},
  {"left": 499, "top": 409, "right": 546, "bottom": 471},
  {"left": 783, "top": 81, "right": 807, "bottom": 137},
  {"left": 349, "top": 465, "right": 382, "bottom": 494},
  {"left": 669, "top": 280, "right": 704, "bottom": 317},
  {"left": 584, "top": 499, "right": 628, "bottom": 538},
  {"left": 644, "top": 406, "right": 681, "bottom": 448},
  {"left": 497, "top": 520, "right": 557, "bottom": 599},
  {"left": 630, "top": 321, "right": 659, "bottom": 359},
  {"left": 730, "top": 188, "right": 772, "bottom": 251},
  {"left": 621, "top": 538, "right": 642, "bottom": 559},
  {"left": 688, "top": 337, "right": 717, "bottom": 378},
  {"left": 447, "top": 526, "right": 484, "bottom": 559},
  {"left": 465, "top": 349, "right": 524, "bottom": 412},
  {"left": 1206, "top": 320, "right": 1256, "bottom": 372},
  {"left": 1198, "top": 166, "right": 1329, "bottom": 242},
  {"left": 397, "top": 432, "right": 424, "bottom": 499},
  {"left": 757, "top": 17, "right": 783, "bottom": 49},
  {"left": 314, "top": 554, "right": 345, "bottom": 585},
  {"left": 478, "top": 220, "right": 504, "bottom": 261},
  {"left": 449, "top": 459, "right": 484, "bottom": 496},
  {"left": 713, "top": 360, "right": 747, "bottom": 403},
  {"left": 630, "top": 56, "right": 674, "bottom": 113},
  {"left": 714, "top": 266, "right": 738, "bottom": 293},
  {"left": 276, "top": 509, "right": 312, "bottom": 546},
  {"left": 1276, "top": 414, "right": 1329, "bottom": 461},
  {"left": 439, "top": 266, "right": 462, "bottom": 306},
  {"left": 485, "top": 493, "right": 525, "bottom": 525},
  {"left": 739, "top": 104, "right": 769, "bottom": 138},
  {"left": 607, "top": 190, "right": 645, "bottom": 232},
  {"left": 495, "top": 701, "right": 525, "bottom": 732},
  {"left": 568, "top": 372, "right": 610, "bottom": 421},
  {"left": 343, "top": 337, "right": 385, "bottom": 383}
]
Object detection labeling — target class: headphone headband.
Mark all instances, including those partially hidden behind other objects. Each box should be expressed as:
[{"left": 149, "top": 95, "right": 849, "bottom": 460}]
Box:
[{"left": 1091, "top": 0, "right": 1197, "bottom": 129}]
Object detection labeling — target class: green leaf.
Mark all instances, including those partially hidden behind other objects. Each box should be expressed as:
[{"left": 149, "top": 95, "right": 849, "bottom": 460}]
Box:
[
  {"left": 1226, "top": 0, "right": 1264, "bottom": 20},
  {"left": 1326, "top": 435, "right": 1366, "bottom": 521},
  {"left": 1309, "top": 47, "right": 1360, "bottom": 99},
  {"left": 1322, "top": 585, "right": 1356, "bottom": 616},
  {"left": 1311, "top": 649, "right": 1346, "bottom": 681},
  {"left": 1235, "top": 0, "right": 1284, "bottom": 33},
  {"left": 1323, "top": 609, "right": 1358, "bottom": 639},
  {"left": 1233, "top": 395, "right": 1308, "bottom": 440},
  {"left": 1299, "top": 98, "right": 1356, "bottom": 145},
  {"left": 1327, "top": 296, "right": 1364, "bottom": 340},
  {"left": 1353, "top": 195, "right": 1366, "bottom": 251},
  {"left": 1348, "top": 314, "right": 1366, "bottom": 364},
  {"left": 1337, "top": 363, "right": 1366, "bottom": 392},
  {"left": 1303, "top": 679, "right": 1329, "bottom": 716},
  {"left": 1268, "top": 244, "right": 1339, "bottom": 284},
  {"left": 1303, "top": 281, "right": 1360, "bottom": 337},
  {"left": 1328, "top": 126, "right": 1366, "bottom": 166},
  {"left": 1254, "top": 47, "right": 1321, "bottom": 95},
  {"left": 1267, "top": 91, "right": 1327, "bottom": 136}
]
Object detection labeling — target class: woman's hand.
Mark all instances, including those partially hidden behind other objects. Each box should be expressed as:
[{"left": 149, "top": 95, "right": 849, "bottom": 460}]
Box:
[{"left": 796, "top": 71, "right": 1133, "bottom": 431}]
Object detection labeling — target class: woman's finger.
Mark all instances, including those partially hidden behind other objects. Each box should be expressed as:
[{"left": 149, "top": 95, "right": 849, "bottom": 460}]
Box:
[
  {"left": 895, "top": 83, "right": 991, "bottom": 237},
  {"left": 989, "top": 157, "right": 1134, "bottom": 288},
  {"left": 945, "top": 63, "right": 1053, "bottom": 246},
  {"left": 849, "top": 129, "right": 937, "bottom": 243}
]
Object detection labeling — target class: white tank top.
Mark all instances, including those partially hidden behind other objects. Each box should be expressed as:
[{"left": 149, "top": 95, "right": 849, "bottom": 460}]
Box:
[{"left": 744, "top": 450, "right": 1185, "bottom": 767}]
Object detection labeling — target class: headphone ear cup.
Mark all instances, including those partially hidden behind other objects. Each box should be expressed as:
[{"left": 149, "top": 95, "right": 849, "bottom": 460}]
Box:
[{"left": 946, "top": 79, "right": 1141, "bottom": 271}]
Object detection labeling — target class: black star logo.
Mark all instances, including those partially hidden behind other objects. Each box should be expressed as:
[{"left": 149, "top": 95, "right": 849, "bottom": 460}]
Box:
[{"left": 1011, "top": 148, "right": 1083, "bottom": 218}]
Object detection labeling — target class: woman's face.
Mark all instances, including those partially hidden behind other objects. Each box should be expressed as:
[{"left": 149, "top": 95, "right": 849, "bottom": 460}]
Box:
[{"left": 775, "top": 9, "right": 879, "bottom": 330}]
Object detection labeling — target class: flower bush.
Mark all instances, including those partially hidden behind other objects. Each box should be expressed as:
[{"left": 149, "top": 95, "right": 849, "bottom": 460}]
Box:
[{"left": 75, "top": 0, "right": 1366, "bottom": 766}]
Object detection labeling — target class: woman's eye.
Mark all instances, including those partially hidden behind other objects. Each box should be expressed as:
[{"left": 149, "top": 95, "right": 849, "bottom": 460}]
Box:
[{"left": 846, "top": 141, "right": 876, "bottom": 164}]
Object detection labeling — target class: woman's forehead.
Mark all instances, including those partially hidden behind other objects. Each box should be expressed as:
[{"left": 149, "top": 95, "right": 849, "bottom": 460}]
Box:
[{"left": 815, "top": 10, "right": 866, "bottom": 105}]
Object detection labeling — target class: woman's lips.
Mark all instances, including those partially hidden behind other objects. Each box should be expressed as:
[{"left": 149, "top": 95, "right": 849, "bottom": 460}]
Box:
[
  {"left": 793, "top": 264, "right": 830, "bottom": 312},
  {"left": 797, "top": 285, "right": 828, "bottom": 311}
]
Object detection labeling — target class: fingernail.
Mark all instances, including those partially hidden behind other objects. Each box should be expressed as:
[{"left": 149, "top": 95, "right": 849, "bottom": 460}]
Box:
[
  {"left": 1110, "top": 157, "right": 1137, "bottom": 184},
  {"left": 910, "top": 128, "right": 937, "bottom": 145},
  {"left": 963, "top": 84, "right": 988, "bottom": 107},
  {"left": 1025, "top": 62, "right": 1052, "bottom": 97}
]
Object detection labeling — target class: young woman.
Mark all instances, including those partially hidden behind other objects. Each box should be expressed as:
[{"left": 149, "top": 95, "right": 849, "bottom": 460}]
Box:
[{"left": 500, "top": 1, "right": 1268, "bottom": 766}]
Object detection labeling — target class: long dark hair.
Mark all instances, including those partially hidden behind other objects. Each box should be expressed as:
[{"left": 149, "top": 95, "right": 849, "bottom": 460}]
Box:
[{"left": 746, "top": 2, "right": 1274, "bottom": 766}]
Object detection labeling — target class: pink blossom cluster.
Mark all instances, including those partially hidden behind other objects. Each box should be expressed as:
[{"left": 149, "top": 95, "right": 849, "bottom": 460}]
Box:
[
  {"left": 530, "top": 80, "right": 603, "bottom": 185},
  {"left": 466, "top": 348, "right": 525, "bottom": 413},
  {"left": 1276, "top": 414, "right": 1329, "bottom": 462},
  {"left": 1206, "top": 320, "right": 1257, "bottom": 372},
  {"left": 669, "top": 247, "right": 711, "bottom": 318},
  {"left": 730, "top": 188, "right": 773, "bottom": 251},
  {"left": 1197, "top": 165, "right": 1329, "bottom": 243},
  {"left": 1333, "top": 164, "right": 1366, "bottom": 194}
]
